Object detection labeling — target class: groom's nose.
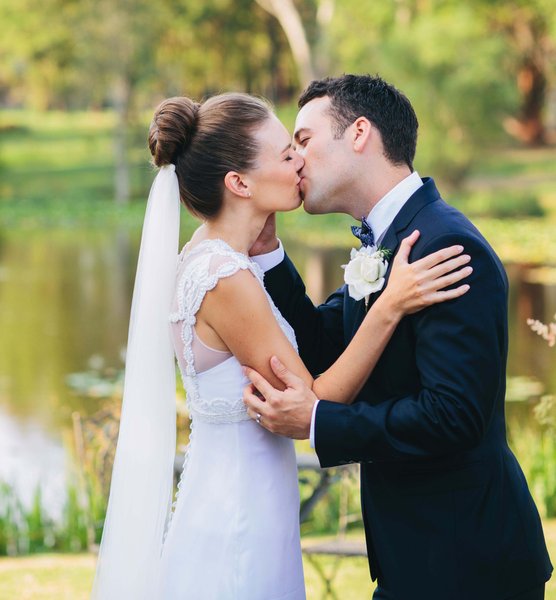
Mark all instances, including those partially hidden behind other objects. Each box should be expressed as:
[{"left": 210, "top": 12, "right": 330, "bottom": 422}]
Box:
[{"left": 293, "top": 151, "right": 304, "bottom": 172}]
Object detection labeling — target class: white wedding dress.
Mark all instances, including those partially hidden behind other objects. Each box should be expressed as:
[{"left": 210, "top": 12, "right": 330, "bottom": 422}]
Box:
[{"left": 158, "top": 239, "right": 306, "bottom": 600}]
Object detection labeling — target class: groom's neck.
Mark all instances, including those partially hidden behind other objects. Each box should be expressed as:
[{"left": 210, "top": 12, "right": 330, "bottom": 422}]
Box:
[{"left": 345, "top": 164, "right": 412, "bottom": 219}]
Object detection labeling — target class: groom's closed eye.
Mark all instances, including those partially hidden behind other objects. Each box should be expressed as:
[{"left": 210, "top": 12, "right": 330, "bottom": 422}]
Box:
[{"left": 293, "top": 128, "right": 311, "bottom": 147}]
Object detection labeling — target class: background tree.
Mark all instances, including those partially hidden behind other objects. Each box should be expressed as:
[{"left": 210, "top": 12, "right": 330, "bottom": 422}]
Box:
[
  {"left": 1, "top": 0, "right": 554, "bottom": 190},
  {"left": 478, "top": 0, "right": 556, "bottom": 146},
  {"left": 255, "top": 0, "right": 335, "bottom": 87},
  {"left": 329, "top": 0, "right": 516, "bottom": 184},
  {"left": 157, "top": 0, "right": 298, "bottom": 103},
  {"left": 75, "top": 0, "right": 172, "bottom": 204},
  {"left": 0, "top": 0, "right": 79, "bottom": 110}
]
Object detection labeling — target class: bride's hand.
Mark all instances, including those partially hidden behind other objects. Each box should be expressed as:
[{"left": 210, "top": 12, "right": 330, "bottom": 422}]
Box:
[{"left": 379, "top": 230, "right": 472, "bottom": 318}]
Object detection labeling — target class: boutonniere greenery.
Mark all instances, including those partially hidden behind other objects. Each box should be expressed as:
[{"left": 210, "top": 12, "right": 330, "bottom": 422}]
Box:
[{"left": 342, "top": 246, "right": 392, "bottom": 302}]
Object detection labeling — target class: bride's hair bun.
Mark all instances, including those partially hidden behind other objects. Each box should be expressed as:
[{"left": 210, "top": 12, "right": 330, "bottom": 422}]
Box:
[
  {"left": 147, "top": 92, "right": 271, "bottom": 219},
  {"left": 148, "top": 97, "right": 200, "bottom": 167}
]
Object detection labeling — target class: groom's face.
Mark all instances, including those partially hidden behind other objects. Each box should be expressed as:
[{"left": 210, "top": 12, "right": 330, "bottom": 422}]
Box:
[{"left": 293, "top": 96, "right": 352, "bottom": 215}]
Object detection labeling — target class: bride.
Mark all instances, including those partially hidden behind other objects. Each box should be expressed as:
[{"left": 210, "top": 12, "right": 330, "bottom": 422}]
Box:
[{"left": 91, "top": 93, "right": 471, "bottom": 599}]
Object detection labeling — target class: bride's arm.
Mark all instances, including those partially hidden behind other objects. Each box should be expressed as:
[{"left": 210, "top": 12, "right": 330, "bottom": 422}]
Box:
[
  {"left": 200, "top": 269, "right": 314, "bottom": 392},
  {"left": 205, "top": 231, "right": 470, "bottom": 401},
  {"left": 312, "top": 230, "right": 471, "bottom": 404}
]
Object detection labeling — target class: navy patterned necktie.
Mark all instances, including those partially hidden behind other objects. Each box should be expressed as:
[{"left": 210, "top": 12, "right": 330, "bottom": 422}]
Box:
[{"left": 351, "top": 216, "right": 375, "bottom": 247}]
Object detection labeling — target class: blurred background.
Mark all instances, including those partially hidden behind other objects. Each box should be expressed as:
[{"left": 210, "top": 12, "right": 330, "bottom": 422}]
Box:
[{"left": 0, "top": 0, "right": 555, "bottom": 598}]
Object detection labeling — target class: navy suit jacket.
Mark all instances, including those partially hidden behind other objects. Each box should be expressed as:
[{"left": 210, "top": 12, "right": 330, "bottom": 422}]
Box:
[{"left": 264, "top": 179, "right": 552, "bottom": 599}]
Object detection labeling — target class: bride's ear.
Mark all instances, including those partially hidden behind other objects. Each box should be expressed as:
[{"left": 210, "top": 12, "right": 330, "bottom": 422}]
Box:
[{"left": 224, "top": 171, "right": 252, "bottom": 199}]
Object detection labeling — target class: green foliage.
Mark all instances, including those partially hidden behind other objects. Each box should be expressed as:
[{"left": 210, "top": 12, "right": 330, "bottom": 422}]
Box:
[
  {"left": 0, "top": 472, "right": 108, "bottom": 556},
  {"left": 1, "top": 0, "right": 555, "bottom": 188},
  {"left": 471, "top": 217, "right": 556, "bottom": 264},
  {"left": 58, "top": 486, "right": 89, "bottom": 553},
  {"left": 329, "top": 1, "right": 517, "bottom": 184},
  {"left": 452, "top": 190, "right": 546, "bottom": 219},
  {"left": 0, "top": 0, "right": 298, "bottom": 111},
  {"left": 0, "top": 483, "right": 57, "bottom": 556},
  {"left": 0, "top": 483, "right": 22, "bottom": 556},
  {"left": 508, "top": 395, "right": 556, "bottom": 518},
  {"left": 299, "top": 469, "right": 362, "bottom": 536},
  {"left": 1, "top": 0, "right": 555, "bottom": 182},
  {"left": 0, "top": 0, "right": 81, "bottom": 110},
  {"left": 26, "top": 488, "right": 49, "bottom": 553}
]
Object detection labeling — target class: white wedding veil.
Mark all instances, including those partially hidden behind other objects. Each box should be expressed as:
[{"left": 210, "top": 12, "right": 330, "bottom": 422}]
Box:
[{"left": 91, "top": 165, "right": 180, "bottom": 599}]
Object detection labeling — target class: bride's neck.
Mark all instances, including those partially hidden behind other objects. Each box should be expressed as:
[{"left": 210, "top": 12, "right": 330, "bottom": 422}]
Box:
[{"left": 201, "top": 206, "right": 268, "bottom": 255}]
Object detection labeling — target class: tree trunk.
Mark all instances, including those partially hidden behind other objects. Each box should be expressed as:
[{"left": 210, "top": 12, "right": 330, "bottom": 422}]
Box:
[
  {"left": 314, "top": 0, "right": 335, "bottom": 77},
  {"left": 255, "top": 0, "right": 316, "bottom": 87},
  {"left": 505, "top": 58, "right": 547, "bottom": 146},
  {"left": 502, "top": 12, "right": 548, "bottom": 146}
]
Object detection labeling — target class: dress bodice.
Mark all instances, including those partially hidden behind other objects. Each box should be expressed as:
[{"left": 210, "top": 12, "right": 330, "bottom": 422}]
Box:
[{"left": 169, "top": 238, "right": 297, "bottom": 425}]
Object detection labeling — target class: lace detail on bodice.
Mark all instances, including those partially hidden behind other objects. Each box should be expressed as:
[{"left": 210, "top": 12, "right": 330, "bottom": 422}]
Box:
[{"left": 169, "top": 238, "right": 297, "bottom": 425}]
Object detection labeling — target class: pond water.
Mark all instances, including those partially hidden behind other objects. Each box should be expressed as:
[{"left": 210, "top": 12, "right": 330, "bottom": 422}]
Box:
[{"left": 0, "top": 227, "right": 554, "bottom": 515}]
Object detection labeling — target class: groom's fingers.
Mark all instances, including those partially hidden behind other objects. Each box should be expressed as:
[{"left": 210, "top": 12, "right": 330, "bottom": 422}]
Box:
[
  {"left": 270, "top": 356, "right": 302, "bottom": 388},
  {"left": 243, "top": 383, "right": 270, "bottom": 416},
  {"left": 244, "top": 391, "right": 267, "bottom": 416},
  {"left": 244, "top": 366, "right": 275, "bottom": 401}
]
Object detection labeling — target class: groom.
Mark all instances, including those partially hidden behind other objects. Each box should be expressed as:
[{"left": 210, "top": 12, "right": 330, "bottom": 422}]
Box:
[{"left": 244, "top": 75, "right": 552, "bottom": 599}]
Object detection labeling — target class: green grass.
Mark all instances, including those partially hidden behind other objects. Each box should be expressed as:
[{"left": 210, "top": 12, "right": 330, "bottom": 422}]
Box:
[
  {"left": 0, "top": 109, "right": 153, "bottom": 212},
  {"left": 0, "top": 553, "right": 95, "bottom": 600},
  {"left": 1, "top": 522, "right": 555, "bottom": 599},
  {"left": 470, "top": 146, "right": 556, "bottom": 180}
]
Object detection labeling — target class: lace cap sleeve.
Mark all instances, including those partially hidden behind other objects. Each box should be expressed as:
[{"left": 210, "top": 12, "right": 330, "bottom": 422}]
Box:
[{"left": 169, "top": 239, "right": 262, "bottom": 326}]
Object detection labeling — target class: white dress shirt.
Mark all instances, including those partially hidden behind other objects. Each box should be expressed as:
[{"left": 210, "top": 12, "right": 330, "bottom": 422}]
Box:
[{"left": 252, "top": 172, "right": 423, "bottom": 447}]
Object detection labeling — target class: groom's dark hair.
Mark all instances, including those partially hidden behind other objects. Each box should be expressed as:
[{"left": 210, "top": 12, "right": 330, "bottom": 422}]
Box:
[{"left": 298, "top": 74, "right": 418, "bottom": 170}]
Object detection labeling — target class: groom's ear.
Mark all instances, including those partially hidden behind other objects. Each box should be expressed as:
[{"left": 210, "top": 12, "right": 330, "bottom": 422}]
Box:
[{"left": 351, "top": 117, "right": 373, "bottom": 153}]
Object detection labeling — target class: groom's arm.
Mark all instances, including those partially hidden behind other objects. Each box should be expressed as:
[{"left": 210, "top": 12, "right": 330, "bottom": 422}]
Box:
[
  {"left": 264, "top": 253, "right": 346, "bottom": 377},
  {"left": 316, "top": 232, "right": 507, "bottom": 466}
]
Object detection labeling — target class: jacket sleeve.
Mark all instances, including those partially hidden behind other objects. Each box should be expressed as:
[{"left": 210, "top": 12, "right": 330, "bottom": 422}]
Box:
[
  {"left": 264, "top": 253, "right": 346, "bottom": 376},
  {"left": 315, "top": 233, "right": 508, "bottom": 466}
]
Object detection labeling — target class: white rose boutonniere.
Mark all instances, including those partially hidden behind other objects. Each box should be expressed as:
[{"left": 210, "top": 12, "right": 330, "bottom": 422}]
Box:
[{"left": 342, "top": 246, "right": 391, "bottom": 302}]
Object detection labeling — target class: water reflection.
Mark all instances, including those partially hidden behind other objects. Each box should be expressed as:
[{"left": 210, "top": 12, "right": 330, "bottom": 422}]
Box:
[
  {"left": 0, "top": 409, "right": 67, "bottom": 518},
  {"left": 0, "top": 229, "right": 137, "bottom": 430},
  {"left": 0, "top": 228, "right": 554, "bottom": 508}
]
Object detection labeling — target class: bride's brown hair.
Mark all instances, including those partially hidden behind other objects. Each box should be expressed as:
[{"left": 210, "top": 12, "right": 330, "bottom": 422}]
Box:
[{"left": 148, "top": 93, "right": 271, "bottom": 219}]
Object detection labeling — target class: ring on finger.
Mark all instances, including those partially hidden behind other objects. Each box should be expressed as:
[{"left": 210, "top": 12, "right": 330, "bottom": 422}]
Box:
[{"left": 255, "top": 412, "right": 262, "bottom": 425}]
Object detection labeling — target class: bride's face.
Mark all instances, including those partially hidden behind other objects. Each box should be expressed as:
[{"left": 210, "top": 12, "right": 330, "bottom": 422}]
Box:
[{"left": 246, "top": 115, "right": 304, "bottom": 213}]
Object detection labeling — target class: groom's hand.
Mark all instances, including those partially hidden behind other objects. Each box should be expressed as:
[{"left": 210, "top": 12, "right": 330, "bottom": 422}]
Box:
[
  {"left": 243, "top": 356, "right": 316, "bottom": 439},
  {"left": 249, "top": 213, "right": 279, "bottom": 256}
]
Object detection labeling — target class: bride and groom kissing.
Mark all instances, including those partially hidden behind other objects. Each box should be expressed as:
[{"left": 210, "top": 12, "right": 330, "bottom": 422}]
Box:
[{"left": 92, "top": 74, "right": 552, "bottom": 599}]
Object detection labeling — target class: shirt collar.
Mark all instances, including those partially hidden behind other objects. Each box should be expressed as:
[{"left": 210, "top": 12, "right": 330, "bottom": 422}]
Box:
[{"left": 367, "top": 171, "right": 423, "bottom": 245}]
